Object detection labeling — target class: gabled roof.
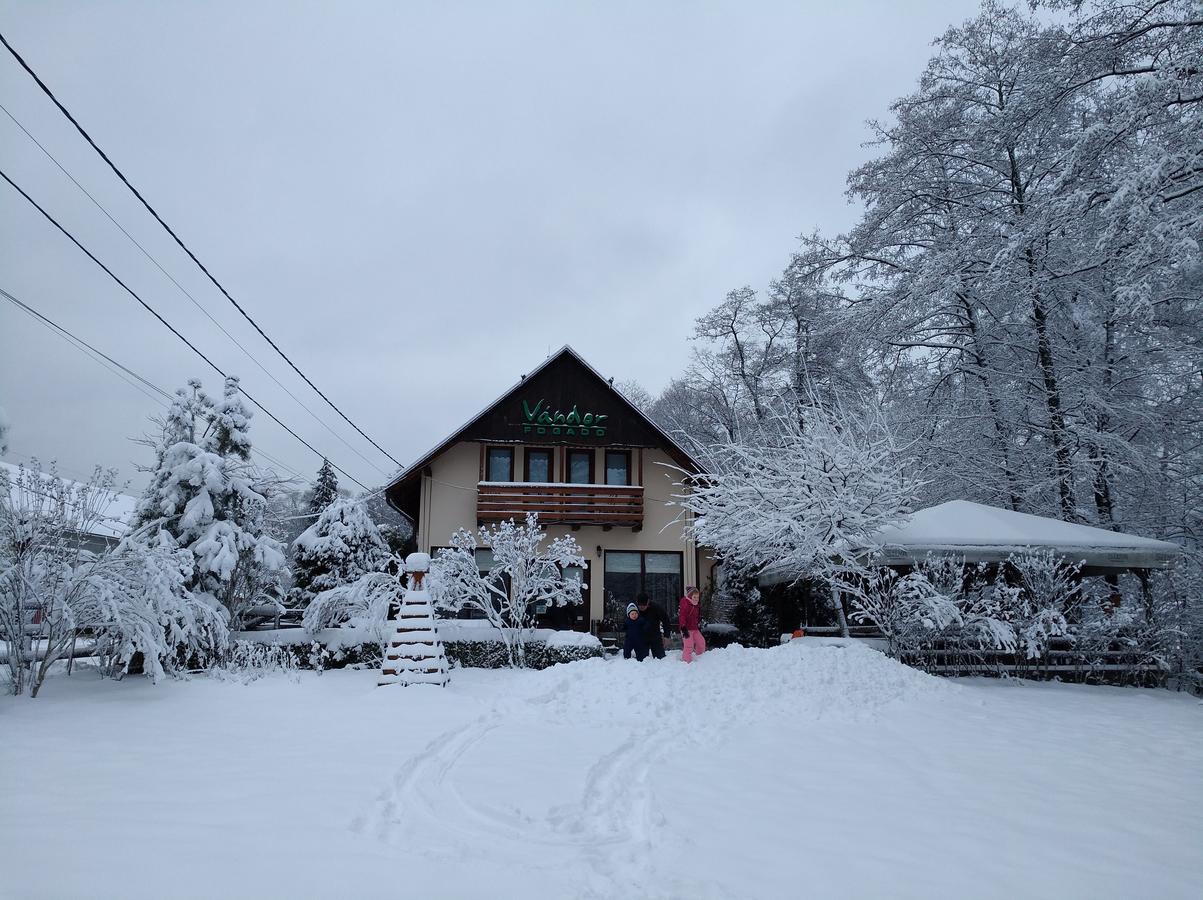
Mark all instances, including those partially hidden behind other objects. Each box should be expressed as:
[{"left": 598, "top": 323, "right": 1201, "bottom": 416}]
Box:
[{"left": 385, "top": 346, "right": 701, "bottom": 512}]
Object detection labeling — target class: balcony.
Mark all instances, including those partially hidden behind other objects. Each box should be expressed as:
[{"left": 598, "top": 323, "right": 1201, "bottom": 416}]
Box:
[{"left": 477, "top": 482, "right": 644, "bottom": 528}]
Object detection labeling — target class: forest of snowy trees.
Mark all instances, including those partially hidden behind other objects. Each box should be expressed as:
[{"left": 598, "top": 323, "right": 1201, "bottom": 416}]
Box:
[{"left": 637, "top": 0, "right": 1200, "bottom": 582}]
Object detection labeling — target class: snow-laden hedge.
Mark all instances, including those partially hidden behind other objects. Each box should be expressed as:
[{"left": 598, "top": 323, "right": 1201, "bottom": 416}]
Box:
[{"left": 239, "top": 622, "right": 602, "bottom": 671}]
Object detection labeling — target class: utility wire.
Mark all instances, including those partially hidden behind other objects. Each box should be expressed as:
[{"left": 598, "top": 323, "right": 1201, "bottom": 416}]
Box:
[
  {"left": 2, "top": 286, "right": 172, "bottom": 405},
  {"left": 0, "top": 100, "right": 391, "bottom": 478},
  {"left": 1, "top": 285, "right": 312, "bottom": 485},
  {"left": 0, "top": 167, "right": 370, "bottom": 491},
  {"left": 0, "top": 30, "right": 404, "bottom": 470}
]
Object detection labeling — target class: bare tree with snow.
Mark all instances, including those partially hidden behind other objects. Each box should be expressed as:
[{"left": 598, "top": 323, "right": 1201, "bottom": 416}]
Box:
[
  {"left": 1, "top": 462, "right": 227, "bottom": 697},
  {"left": 430, "top": 513, "right": 586, "bottom": 667},
  {"left": 674, "top": 402, "right": 915, "bottom": 635}
]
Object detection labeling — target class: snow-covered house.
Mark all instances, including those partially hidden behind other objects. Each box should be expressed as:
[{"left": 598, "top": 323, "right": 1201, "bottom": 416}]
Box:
[
  {"left": 0, "top": 460, "right": 136, "bottom": 554},
  {"left": 385, "top": 347, "right": 711, "bottom": 630}
]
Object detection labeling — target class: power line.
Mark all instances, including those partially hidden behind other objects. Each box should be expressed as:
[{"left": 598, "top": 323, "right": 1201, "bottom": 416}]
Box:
[
  {"left": 0, "top": 167, "right": 370, "bottom": 491},
  {"left": 1, "top": 285, "right": 312, "bottom": 485},
  {"left": 1, "top": 286, "right": 172, "bottom": 402},
  {"left": 0, "top": 100, "right": 392, "bottom": 479},
  {"left": 0, "top": 30, "right": 404, "bottom": 470}
]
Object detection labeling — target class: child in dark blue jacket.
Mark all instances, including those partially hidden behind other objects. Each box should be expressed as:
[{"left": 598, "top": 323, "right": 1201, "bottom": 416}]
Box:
[{"left": 622, "top": 602, "right": 650, "bottom": 661}]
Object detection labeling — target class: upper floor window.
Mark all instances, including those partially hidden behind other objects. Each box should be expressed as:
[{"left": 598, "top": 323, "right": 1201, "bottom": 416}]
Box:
[
  {"left": 486, "top": 446, "right": 514, "bottom": 482},
  {"left": 605, "top": 450, "right": 631, "bottom": 486},
  {"left": 566, "top": 450, "right": 593, "bottom": 484},
  {"left": 524, "top": 448, "right": 553, "bottom": 483}
]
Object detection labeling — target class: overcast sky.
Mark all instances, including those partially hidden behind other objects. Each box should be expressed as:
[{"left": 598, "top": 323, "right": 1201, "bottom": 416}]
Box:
[{"left": 1, "top": 0, "right": 979, "bottom": 494}]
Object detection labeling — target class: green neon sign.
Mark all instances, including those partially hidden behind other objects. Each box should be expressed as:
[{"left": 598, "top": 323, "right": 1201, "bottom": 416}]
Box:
[{"left": 521, "top": 400, "right": 608, "bottom": 437}]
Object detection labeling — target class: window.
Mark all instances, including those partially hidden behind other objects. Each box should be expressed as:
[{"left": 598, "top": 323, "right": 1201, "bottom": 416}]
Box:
[
  {"left": 486, "top": 447, "right": 513, "bottom": 482},
  {"left": 524, "top": 448, "right": 553, "bottom": 483},
  {"left": 603, "top": 550, "right": 682, "bottom": 618},
  {"left": 605, "top": 450, "right": 631, "bottom": 486},
  {"left": 566, "top": 450, "right": 593, "bottom": 484}
]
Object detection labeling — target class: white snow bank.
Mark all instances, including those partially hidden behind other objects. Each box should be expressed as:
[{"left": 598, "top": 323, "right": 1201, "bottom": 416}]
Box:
[{"left": 2, "top": 646, "right": 1200, "bottom": 900}]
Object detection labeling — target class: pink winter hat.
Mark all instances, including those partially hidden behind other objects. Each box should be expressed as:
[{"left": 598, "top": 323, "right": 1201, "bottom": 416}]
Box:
[{"left": 685, "top": 585, "right": 699, "bottom": 596}]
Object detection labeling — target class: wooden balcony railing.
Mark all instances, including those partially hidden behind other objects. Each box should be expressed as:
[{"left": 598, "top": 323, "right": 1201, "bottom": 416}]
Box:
[{"left": 477, "top": 482, "right": 644, "bottom": 527}]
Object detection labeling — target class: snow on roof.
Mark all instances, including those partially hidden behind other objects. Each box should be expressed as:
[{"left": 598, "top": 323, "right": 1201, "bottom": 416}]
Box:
[
  {"left": 870, "top": 500, "right": 1180, "bottom": 570},
  {"left": 1, "top": 460, "right": 137, "bottom": 540},
  {"left": 757, "top": 499, "right": 1180, "bottom": 586}
]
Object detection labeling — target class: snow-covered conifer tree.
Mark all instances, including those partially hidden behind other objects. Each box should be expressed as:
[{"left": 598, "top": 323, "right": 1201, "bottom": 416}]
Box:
[
  {"left": 289, "top": 498, "right": 390, "bottom": 609},
  {"left": 308, "top": 459, "right": 339, "bottom": 516},
  {"left": 130, "top": 376, "right": 286, "bottom": 631}
]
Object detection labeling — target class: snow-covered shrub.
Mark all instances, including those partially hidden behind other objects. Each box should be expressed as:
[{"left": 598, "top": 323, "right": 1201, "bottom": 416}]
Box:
[
  {"left": 130, "top": 378, "right": 287, "bottom": 630},
  {"left": 1, "top": 462, "right": 227, "bottom": 697},
  {"left": 301, "top": 568, "right": 402, "bottom": 644},
  {"left": 852, "top": 569, "right": 962, "bottom": 656},
  {"left": 289, "top": 498, "right": 391, "bottom": 609},
  {"left": 430, "top": 513, "right": 587, "bottom": 667},
  {"left": 443, "top": 637, "right": 602, "bottom": 669},
  {"left": 210, "top": 640, "right": 302, "bottom": 683}
]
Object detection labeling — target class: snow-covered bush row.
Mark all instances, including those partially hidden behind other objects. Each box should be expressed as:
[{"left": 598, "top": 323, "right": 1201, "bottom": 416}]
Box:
[
  {"left": 850, "top": 551, "right": 1181, "bottom": 684},
  {"left": 239, "top": 627, "right": 600, "bottom": 671}
]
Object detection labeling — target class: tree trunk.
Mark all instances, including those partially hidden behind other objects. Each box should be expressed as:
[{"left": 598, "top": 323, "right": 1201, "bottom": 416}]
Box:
[
  {"left": 832, "top": 583, "right": 849, "bottom": 638},
  {"left": 956, "top": 292, "right": 1022, "bottom": 511}
]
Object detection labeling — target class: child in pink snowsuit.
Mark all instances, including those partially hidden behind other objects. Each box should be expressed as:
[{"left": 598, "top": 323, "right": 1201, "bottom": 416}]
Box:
[{"left": 679, "top": 586, "right": 705, "bottom": 662}]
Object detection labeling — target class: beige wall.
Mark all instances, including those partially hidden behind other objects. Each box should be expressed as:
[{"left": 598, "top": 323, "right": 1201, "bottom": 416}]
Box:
[{"left": 417, "top": 441, "right": 713, "bottom": 624}]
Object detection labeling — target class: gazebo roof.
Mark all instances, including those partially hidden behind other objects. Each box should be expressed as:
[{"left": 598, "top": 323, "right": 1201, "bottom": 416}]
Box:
[{"left": 870, "top": 500, "right": 1180, "bottom": 571}]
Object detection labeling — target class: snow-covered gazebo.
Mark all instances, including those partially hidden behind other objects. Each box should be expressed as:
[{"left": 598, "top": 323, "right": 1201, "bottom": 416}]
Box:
[{"left": 868, "top": 500, "right": 1180, "bottom": 574}]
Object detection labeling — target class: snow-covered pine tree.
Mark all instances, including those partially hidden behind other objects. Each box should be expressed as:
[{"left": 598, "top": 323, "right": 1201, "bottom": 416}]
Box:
[
  {"left": 289, "top": 498, "right": 391, "bottom": 609},
  {"left": 308, "top": 458, "right": 339, "bottom": 516},
  {"left": 130, "top": 376, "right": 286, "bottom": 631}
]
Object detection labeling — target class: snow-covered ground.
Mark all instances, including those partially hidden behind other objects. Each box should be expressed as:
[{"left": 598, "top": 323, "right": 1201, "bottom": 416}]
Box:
[{"left": 2, "top": 641, "right": 1200, "bottom": 900}]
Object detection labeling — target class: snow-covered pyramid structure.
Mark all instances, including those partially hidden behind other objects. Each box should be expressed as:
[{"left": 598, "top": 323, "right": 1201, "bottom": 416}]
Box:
[{"left": 379, "top": 552, "right": 449, "bottom": 687}]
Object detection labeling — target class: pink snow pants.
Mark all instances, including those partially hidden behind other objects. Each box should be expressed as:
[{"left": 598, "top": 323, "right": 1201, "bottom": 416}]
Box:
[{"left": 681, "top": 630, "right": 706, "bottom": 663}]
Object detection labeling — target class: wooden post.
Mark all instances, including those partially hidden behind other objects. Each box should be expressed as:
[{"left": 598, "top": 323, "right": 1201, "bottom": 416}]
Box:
[{"left": 379, "top": 552, "right": 450, "bottom": 687}]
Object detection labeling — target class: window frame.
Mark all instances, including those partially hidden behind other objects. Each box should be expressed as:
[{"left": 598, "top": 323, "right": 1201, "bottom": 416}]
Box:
[
  {"left": 565, "top": 449, "right": 595, "bottom": 485},
  {"left": 523, "top": 447, "right": 555, "bottom": 483},
  {"left": 603, "top": 549, "right": 684, "bottom": 604},
  {"left": 604, "top": 449, "right": 632, "bottom": 486},
  {"left": 484, "top": 446, "right": 515, "bottom": 483}
]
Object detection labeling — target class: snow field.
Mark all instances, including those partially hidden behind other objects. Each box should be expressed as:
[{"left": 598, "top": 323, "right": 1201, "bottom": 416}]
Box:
[{"left": 2, "top": 641, "right": 1200, "bottom": 900}]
